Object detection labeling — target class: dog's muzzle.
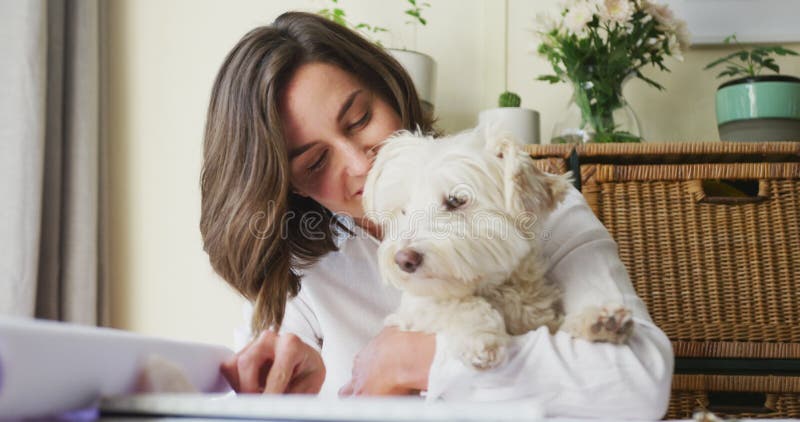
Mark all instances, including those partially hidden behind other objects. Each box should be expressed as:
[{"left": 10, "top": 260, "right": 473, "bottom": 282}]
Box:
[{"left": 394, "top": 248, "right": 423, "bottom": 273}]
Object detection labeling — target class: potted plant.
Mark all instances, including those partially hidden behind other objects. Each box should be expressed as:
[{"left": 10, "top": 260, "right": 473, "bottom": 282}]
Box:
[
  {"left": 317, "top": 0, "right": 436, "bottom": 112},
  {"left": 705, "top": 35, "right": 800, "bottom": 142},
  {"left": 536, "top": 0, "right": 689, "bottom": 143},
  {"left": 386, "top": 1, "right": 435, "bottom": 113},
  {"left": 478, "top": 91, "right": 541, "bottom": 144}
]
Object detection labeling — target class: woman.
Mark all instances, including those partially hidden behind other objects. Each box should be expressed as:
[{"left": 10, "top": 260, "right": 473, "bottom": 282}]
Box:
[{"left": 200, "top": 11, "right": 673, "bottom": 419}]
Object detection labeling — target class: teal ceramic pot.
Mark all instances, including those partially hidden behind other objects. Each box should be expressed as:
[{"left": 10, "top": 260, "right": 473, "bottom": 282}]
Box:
[{"left": 716, "top": 75, "right": 800, "bottom": 142}]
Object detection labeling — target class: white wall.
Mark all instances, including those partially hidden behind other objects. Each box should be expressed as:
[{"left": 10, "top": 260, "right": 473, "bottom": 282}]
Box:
[{"left": 108, "top": 0, "right": 800, "bottom": 347}]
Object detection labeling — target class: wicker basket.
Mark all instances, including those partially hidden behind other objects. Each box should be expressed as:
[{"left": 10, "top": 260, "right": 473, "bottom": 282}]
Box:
[
  {"left": 527, "top": 142, "right": 800, "bottom": 419},
  {"left": 573, "top": 143, "right": 800, "bottom": 359},
  {"left": 527, "top": 144, "right": 572, "bottom": 175}
]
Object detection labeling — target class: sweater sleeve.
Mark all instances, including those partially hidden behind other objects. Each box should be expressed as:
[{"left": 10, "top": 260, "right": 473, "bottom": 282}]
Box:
[
  {"left": 278, "top": 289, "right": 324, "bottom": 353},
  {"left": 235, "top": 289, "right": 324, "bottom": 354},
  {"left": 425, "top": 187, "right": 674, "bottom": 420}
]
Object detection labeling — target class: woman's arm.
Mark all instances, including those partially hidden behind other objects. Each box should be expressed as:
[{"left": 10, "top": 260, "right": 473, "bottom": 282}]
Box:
[
  {"left": 427, "top": 321, "right": 672, "bottom": 419},
  {"left": 278, "top": 292, "right": 324, "bottom": 353}
]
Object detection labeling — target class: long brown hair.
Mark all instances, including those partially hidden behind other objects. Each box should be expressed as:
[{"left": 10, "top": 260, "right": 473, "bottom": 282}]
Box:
[{"left": 201, "top": 11, "right": 435, "bottom": 333}]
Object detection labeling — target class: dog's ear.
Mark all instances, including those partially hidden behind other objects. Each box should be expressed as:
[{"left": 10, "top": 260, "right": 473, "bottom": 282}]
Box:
[
  {"left": 484, "top": 131, "right": 572, "bottom": 217},
  {"left": 362, "top": 131, "right": 425, "bottom": 216}
]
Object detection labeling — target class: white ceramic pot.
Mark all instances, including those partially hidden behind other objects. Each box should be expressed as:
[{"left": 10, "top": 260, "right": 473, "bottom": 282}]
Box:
[
  {"left": 478, "top": 107, "right": 541, "bottom": 144},
  {"left": 388, "top": 48, "right": 437, "bottom": 111}
]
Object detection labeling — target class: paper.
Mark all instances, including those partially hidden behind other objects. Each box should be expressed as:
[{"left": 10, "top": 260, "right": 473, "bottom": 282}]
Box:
[{"left": 0, "top": 316, "right": 232, "bottom": 419}]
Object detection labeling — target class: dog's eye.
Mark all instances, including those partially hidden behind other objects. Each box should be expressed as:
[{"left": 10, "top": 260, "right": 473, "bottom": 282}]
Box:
[{"left": 444, "top": 194, "right": 467, "bottom": 211}]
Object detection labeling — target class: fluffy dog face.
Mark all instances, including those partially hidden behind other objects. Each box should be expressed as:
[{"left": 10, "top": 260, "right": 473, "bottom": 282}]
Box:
[{"left": 363, "top": 128, "right": 571, "bottom": 299}]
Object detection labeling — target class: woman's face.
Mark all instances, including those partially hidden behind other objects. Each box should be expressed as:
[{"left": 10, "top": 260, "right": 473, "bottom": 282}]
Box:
[{"left": 281, "top": 62, "right": 402, "bottom": 221}]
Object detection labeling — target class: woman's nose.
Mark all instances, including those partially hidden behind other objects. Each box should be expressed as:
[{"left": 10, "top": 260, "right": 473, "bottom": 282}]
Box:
[{"left": 342, "top": 142, "right": 373, "bottom": 176}]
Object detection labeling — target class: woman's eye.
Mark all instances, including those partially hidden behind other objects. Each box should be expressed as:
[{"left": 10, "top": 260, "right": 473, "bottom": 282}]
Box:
[
  {"left": 307, "top": 150, "right": 328, "bottom": 173},
  {"left": 347, "top": 111, "right": 371, "bottom": 132}
]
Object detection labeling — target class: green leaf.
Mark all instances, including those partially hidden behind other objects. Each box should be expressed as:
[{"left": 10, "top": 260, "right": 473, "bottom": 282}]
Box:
[
  {"left": 763, "top": 61, "right": 780, "bottom": 73},
  {"left": 737, "top": 51, "right": 749, "bottom": 62},
  {"left": 726, "top": 65, "right": 743, "bottom": 74},
  {"left": 537, "top": 75, "right": 562, "bottom": 83},
  {"left": 408, "top": 0, "right": 417, "bottom": 5},
  {"left": 774, "top": 46, "right": 800, "bottom": 56},
  {"left": 749, "top": 49, "right": 766, "bottom": 61},
  {"left": 716, "top": 69, "right": 742, "bottom": 79},
  {"left": 704, "top": 51, "right": 747, "bottom": 69}
]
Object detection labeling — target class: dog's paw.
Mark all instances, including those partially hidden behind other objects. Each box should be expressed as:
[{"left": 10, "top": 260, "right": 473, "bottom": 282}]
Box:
[
  {"left": 455, "top": 333, "right": 509, "bottom": 370},
  {"left": 563, "top": 305, "right": 634, "bottom": 344},
  {"left": 588, "top": 306, "right": 634, "bottom": 343}
]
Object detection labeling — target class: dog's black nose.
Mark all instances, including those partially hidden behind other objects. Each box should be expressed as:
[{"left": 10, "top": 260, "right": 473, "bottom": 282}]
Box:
[{"left": 394, "top": 248, "right": 423, "bottom": 273}]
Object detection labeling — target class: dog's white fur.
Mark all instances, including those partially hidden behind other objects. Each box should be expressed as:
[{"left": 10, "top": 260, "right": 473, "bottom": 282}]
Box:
[{"left": 363, "top": 127, "right": 634, "bottom": 369}]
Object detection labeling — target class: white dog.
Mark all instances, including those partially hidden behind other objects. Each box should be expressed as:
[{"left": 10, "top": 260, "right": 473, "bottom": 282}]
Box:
[{"left": 363, "top": 127, "right": 634, "bottom": 369}]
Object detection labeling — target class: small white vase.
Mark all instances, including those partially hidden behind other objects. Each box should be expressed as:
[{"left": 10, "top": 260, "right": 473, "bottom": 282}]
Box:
[
  {"left": 388, "top": 48, "right": 437, "bottom": 111},
  {"left": 478, "top": 107, "right": 541, "bottom": 144}
]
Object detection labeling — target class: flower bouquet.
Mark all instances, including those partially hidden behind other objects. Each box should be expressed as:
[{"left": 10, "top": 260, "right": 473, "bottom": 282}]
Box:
[{"left": 537, "top": 0, "right": 689, "bottom": 143}]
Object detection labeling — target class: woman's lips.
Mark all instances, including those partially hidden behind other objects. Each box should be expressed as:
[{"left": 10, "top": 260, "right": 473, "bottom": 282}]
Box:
[{"left": 355, "top": 189, "right": 364, "bottom": 196}]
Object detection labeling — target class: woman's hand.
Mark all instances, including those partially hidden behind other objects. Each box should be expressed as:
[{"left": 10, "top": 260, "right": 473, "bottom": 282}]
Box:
[
  {"left": 220, "top": 330, "right": 325, "bottom": 394},
  {"left": 339, "top": 327, "right": 435, "bottom": 396}
]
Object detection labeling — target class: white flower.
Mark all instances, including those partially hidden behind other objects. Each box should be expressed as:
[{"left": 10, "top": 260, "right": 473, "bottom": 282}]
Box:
[
  {"left": 643, "top": 0, "right": 676, "bottom": 30},
  {"left": 667, "top": 34, "right": 684, "bottom": 61},
  {"left": 598, "top": 0, "right": 634, "bottom": 24},
  {"left": 563, "top": 1, "right": 597, "bottom": 35},
  {"left": 675, "top": 19, "right": 691, "bottom": 52}
]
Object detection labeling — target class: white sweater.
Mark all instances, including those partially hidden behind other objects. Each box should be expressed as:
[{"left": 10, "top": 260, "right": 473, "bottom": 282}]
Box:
[{"left": 245, "top": 186, "right": 673, "bottom": 419}]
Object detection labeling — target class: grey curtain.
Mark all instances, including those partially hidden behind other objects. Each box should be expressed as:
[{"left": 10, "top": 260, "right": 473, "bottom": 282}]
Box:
[{"left": 0, "top": 0, "right": 108, "bottom": 326}]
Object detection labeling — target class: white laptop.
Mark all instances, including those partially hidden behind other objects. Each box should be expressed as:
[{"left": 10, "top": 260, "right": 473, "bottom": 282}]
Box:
[
  {"left": 99, "top": 393, "right": 545, "bottom": 422},
  {"left": 0, "top": 317, "right": 544, "bottom": 421}
]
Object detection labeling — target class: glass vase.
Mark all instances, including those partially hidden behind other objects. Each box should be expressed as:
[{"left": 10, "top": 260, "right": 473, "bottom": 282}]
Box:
[{"left": 551, "top": 80, "right": 643, "bottom": 144}]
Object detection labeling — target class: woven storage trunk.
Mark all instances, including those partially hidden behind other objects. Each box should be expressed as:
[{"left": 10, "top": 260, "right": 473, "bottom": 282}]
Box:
[
  {"left": 526, "top": 144, "right": 572, "bottom": 175},
  {"left": 526, "top": 142, "right": 800, "bottom": 419},
  {"left": 576, "top": 143, "right": 800, "bottom": 360}
]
